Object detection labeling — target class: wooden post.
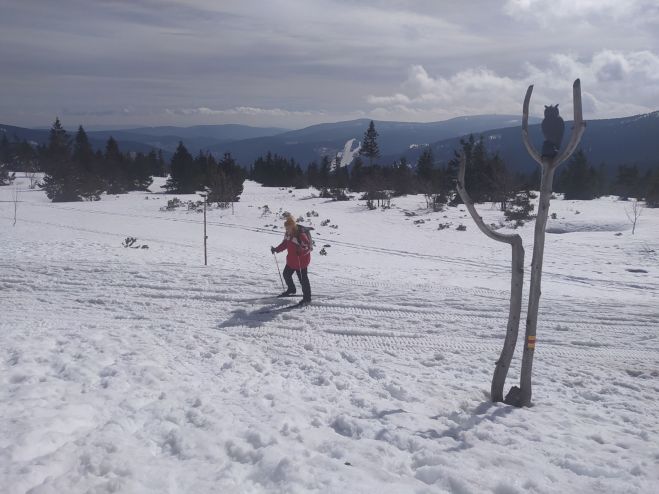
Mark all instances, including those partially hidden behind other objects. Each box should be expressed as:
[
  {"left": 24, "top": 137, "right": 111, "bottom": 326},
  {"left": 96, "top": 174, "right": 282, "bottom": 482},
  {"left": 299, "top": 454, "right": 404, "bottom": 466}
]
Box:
[
  {"left": 516, "top": 79, "right": 586, "bottom": 406},
  {"left": 201, "top": 194, "right": 208, "bottom": 266}
]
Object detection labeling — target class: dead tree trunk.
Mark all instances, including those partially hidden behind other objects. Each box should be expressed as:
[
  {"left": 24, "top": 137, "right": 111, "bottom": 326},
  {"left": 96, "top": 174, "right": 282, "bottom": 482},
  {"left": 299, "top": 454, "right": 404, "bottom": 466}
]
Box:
[
  {"left": 456, "top": 154, "right": 525, "bottom": 403},
  {"left": 514, "top": 79, "right": 586, "bottom": 407}
]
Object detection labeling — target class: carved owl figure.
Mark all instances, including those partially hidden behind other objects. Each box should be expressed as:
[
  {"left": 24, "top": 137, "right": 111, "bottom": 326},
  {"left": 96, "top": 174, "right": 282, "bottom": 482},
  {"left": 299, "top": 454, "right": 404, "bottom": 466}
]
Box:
[{"left": 541, "top": 104, "right": 565, "bottom": 158}]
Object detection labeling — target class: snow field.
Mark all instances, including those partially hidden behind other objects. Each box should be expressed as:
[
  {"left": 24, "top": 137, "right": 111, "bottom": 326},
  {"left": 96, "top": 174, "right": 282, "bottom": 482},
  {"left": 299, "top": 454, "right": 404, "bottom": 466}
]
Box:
[{"left": 1, "top": 176, "right": 658, "bottom": 493}]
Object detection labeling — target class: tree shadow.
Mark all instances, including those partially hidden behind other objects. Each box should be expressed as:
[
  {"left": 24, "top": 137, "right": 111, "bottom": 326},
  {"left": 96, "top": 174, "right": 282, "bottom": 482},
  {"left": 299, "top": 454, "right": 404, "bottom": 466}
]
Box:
[{"left": 417, "top": 401, "right": 516, "bottom": 451}]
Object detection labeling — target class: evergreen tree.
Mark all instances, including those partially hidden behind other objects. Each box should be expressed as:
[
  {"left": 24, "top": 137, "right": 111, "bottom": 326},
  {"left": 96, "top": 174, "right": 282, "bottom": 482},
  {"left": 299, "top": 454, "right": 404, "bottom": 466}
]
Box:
[
  {"left": 130, "top": 152, "right": 154, "bottom": 191},
  {"left": 16, "top": 140, "right": 39, "bottom": 174},
  {"left": 164, "top": 142, "right": 196, "bottom": 193},
  {"left": 103, "top": 137, "right": 127, "bottom": 194},
  {"left": 349, "top": 156, "right": 364, "bottom": 191},
  {"left": 146, "top": 149, "right": 166, "bottom": 177},
  {"left": 318, "top": 156, "right": 331, "bottom": 188},
  {"left": 72, "top": 126, "right": 104, "bottom": 200},
  {"left": 332, "top": 156, "right": 350, "bottom": 189},
  {"left": 40, "top": 118, "right": 83, "bottom": 202},
  {"left": 218, "top": 152, "right": 244, "bottom": 199},
  {"left": 306, "top": 161, "right": 320, "bottom": 188},
  {"left": 645, "top": 169, "right": 659, "bottom": 207},
  {"left": 612, "top": 164, "right": 641, "bottom": 200},
  {"left": 0, "top": 163, "right": 14, "bottom": 185},
  {"left": 207, "top": 152, "right": 245, "bottom": 207},
  {"left": 594, "top": 163, "right": 608, "bottom": 198},
  {"left": 392, "top": 157, "right": 414, "bottom": 196},
  {"left": 416, "top": 147, "right": 434, "bottom": 183},
  {"left": 487, "top": 153, "right": 510, "bottom": 211},
  {"left": 251, "top": 152, "right": 305, "bottom": 188},
  {"left": 359, "top": 120, "right": 380, "bottom": 166},
  {"left": 560, "top": 150, "right": 598, "bottom": 200},
  {"left": 0, "top": 134, "right": 16, "bottom": 185},
  {"left": 504, "top": 190, "right": 535, "bottom": 226},
  {"left": 0, "top": 134, "right": 9, "bottom": 164}
]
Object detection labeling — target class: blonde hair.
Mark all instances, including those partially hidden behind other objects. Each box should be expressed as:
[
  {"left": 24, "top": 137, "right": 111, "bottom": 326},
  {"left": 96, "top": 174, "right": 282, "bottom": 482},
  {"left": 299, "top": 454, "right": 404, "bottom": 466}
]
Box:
[{"left": 284, "top": 216, "right": 296, "bottom": 230}]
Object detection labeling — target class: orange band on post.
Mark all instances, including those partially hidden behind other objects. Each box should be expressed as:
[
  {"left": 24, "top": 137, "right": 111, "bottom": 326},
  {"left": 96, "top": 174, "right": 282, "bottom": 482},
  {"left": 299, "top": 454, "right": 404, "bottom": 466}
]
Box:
[{"left": 527, "top": 336, "right": 536, "bottom": 350}]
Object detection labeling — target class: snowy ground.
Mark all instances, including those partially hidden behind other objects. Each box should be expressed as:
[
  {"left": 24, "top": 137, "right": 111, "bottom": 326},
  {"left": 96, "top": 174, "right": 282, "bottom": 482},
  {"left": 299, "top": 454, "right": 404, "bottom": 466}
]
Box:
[{"left": 1, "top": 175, "right": 658, "bottom": 494}]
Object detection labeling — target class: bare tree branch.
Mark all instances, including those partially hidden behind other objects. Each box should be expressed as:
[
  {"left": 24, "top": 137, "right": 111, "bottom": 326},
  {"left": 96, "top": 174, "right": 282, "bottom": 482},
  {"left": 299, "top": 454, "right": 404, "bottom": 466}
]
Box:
[
  {"left": 522, "top": 85, "right": 543, "bottom": 166},
  {"left": 553, "top": 79, "right": 586, "bottom": 169},
  {"left": 456, "top": 152, "right": 525, "bottom": 402}
]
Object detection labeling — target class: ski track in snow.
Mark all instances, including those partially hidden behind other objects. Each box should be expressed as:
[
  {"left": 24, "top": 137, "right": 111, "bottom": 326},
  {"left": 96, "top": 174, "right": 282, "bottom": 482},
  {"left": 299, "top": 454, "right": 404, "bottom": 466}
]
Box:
[{"left": 1, "top": 178, "right": 658, "bottom": 493}]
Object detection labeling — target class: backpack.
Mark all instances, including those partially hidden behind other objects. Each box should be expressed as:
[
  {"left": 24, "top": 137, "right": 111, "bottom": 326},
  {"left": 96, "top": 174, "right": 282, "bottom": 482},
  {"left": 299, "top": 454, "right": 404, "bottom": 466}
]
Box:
[{"left": 296, "top": 225, "right": 315, "bottom": 252}]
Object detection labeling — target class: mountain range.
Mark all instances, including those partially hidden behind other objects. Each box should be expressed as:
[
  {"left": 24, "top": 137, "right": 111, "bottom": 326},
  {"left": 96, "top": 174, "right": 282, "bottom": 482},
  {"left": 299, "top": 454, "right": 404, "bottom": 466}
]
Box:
[{"left": 2, "top": 112, "right": 658, "bottom": 173}]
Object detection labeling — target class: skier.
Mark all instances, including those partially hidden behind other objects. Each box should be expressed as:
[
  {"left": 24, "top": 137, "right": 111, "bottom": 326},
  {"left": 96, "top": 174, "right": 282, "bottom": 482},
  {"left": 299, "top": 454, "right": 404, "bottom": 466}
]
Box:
[{"left": 271, "top": 215, "right": 312, "bottom": 306}]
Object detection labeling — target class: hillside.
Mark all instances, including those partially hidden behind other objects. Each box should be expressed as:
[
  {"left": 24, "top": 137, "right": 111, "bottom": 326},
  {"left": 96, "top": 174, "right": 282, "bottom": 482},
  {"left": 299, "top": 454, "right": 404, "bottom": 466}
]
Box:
[
  {"left": 210, "top": 115, "right": 539, "bottom": 165},
  {"left": 394, "top": 111, "right": 659, "bottom": 173},
  {"left": 3, "top": 111, "right": 659, "bottom": 173},
  {"left": 1, "top": 176, "right": 658, "bottom": 493}
]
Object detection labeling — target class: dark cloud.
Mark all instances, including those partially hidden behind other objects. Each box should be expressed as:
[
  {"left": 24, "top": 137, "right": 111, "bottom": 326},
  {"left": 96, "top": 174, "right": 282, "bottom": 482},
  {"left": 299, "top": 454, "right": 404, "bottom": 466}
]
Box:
[{"left": 1, "top": 0, "right": 657, "bottom": 128}]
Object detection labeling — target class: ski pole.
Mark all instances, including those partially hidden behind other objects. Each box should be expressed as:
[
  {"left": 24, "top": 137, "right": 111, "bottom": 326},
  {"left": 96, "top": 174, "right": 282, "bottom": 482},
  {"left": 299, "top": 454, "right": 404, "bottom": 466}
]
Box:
[{"left": 273, "top": 252, "right": 285, "bottom": 290}]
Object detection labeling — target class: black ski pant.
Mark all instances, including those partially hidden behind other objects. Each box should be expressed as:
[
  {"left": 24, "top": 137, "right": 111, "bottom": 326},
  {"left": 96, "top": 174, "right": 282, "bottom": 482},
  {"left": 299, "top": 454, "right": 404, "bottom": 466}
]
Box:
[{"left": 283, "top": 265, "right": 311, "bottom": 302}]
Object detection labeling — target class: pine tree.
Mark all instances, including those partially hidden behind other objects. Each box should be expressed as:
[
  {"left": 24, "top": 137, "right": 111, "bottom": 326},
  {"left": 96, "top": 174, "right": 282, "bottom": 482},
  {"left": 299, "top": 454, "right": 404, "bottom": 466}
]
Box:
[
  {"left": 487, "top": 153, "right": 510, "bottom": 211},
  {"left": 40, "top": 118, "right": 83, "bottom": 202},
  {"left": 72, "top": 126, "right": 104, "bottom": 200},
  {"left": 318, "top": 156, "right": 331, "bottom": 188},
  {"left": 0, "top": 134, "right": 9, "bottom": 163},
  {"left": 349, "top": 156, "right": 364, "bottom": 191},
  {"left": 146, "top": 149, "right": 166, "bottom": 177},
  {"left": 560, "top": 150, "right": 598, "bottom": 200},
  {"left": 103, "top": 137, "right": 127, "bottom": 194},
  {"left": 332, "top": 156, "right": 349, "bottom": 189},
  {"left": 360, "top": 120, "right": 380, "bottom": 166},
  {"left": 613, "top": 164, "right": 641, "bottom": 200},
  {"left": 207, "top": 153, "right": 244, "bottom": 207},
  {"left": 645, "top": 169, "right": 659, "bottom": 208},
  {"left": 416, "top": 147, "right": 434, "bottom": 183},
  {"left": 0, "top": 163, "right": 13, "bottom": 185},
  {"left": 504, "top": 190, "right": 535, "bottom": 226},
  {"left": 130, "top": 152, "right": 154, "bottom": 191},
  {"left": 306, "top": 161, "right": 319, "bottom": 188},
  {"left": 164, "top": 142, "right": 195, "bottom": 193},
  {"left": 392, "top": 157, "right": 414, "bottom": 196},
  {"left": 0, "top": 135, "right": 15, "bottom": 185}
]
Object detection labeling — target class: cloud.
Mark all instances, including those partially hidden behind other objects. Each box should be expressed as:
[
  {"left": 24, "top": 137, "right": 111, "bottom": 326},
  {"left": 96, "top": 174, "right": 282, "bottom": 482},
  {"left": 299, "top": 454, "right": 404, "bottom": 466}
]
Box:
[
  {"left": 165, "top": 107, "right": 323, "bottom": 117},
  {"left": 2, "top": 1, "right": 657, "bottom": 127},
  {"left": 366, "top": 50, "right": 659, "bottom": 120},
  {"left": 503, "top": 0, "right": 659, "bottom": 24}
]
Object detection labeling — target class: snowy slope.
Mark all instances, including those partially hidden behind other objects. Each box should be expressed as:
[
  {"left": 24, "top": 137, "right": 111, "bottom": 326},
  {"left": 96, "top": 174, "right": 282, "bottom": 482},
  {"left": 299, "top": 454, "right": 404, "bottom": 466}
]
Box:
[
  {"left": 337, "top": 139, "right": 360, "bottom": 168},
  {"left": 1, "top": 176, "right": 658, "bottom": 493}
]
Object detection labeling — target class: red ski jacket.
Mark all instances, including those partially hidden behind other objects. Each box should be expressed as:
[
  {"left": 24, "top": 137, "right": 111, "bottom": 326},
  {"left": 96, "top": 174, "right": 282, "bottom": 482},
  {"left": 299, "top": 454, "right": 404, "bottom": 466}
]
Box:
[{"left": 275, "top": 230, "right": 311, "bottom": 269}]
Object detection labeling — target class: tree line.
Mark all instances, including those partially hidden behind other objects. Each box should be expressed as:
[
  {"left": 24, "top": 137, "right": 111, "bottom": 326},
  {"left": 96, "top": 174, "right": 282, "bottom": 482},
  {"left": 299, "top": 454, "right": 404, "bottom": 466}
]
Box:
[
  {"left": 245, "top": 120, "right": 659, "bottom": 208},
  {"left": 1, "top": 118, "right": 658, "bottom": 207},
  {"left": 0, "top": 118, "right": 245, "bottom": 205}
]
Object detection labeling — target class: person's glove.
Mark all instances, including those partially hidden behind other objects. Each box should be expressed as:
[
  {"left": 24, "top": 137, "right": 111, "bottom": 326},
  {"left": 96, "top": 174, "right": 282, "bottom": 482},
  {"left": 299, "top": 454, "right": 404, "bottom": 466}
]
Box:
[{"left": 270, "top": 246, "right": 276, "bottom": 254}]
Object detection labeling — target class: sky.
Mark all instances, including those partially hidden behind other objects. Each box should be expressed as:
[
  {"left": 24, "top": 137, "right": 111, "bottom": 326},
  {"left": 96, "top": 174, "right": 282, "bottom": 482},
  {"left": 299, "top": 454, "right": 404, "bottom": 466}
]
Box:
[{"left": 1, "top": 0, "right": 658, "bottom": 129}]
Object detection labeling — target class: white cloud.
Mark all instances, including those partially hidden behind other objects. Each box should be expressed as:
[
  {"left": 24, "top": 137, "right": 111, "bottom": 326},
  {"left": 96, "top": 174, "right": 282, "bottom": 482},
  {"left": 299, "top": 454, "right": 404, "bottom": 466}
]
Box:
[{"left": 367, "top": 50, "right": 659, "bottom": 121}]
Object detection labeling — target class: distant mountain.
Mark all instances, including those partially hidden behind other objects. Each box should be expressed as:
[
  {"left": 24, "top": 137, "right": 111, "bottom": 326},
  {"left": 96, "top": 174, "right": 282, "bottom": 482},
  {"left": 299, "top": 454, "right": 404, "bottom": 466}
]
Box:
[
  {"left": 118, "top": 124, "right": 288, "bottom": 140},
  {"left": 210, "top": 115, "right": 538, "bottom": 165},
  {"left": 87, "top": 124, "right": 289, "bottom": 155},
  {"left": 3, "top": 113, "right": 658, "bottom": 173},
  {"left": 0, "top": 124, "right": 159, "bottom": 156},
  {"left": 393, "top": 111, "right": 659, "bottom": 173},
  {"left": 0, "top": 123, "right": 289, "bottom": 158},
  {"left": 0, "top": 125, "right": 49, "bottom": 144}
]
